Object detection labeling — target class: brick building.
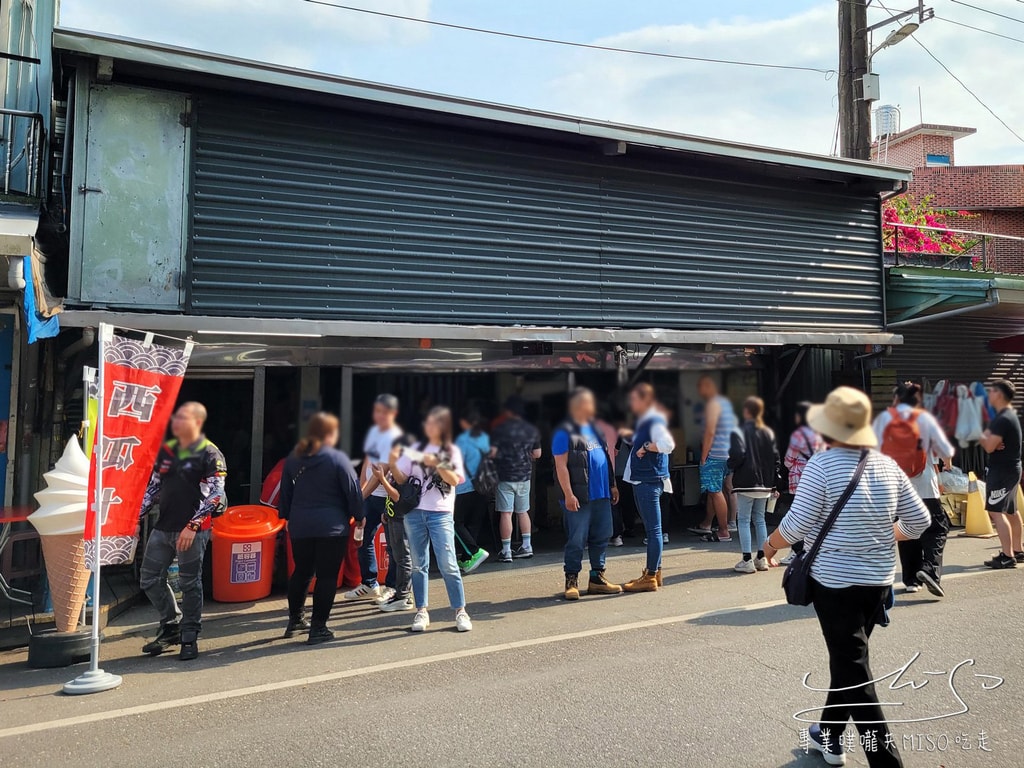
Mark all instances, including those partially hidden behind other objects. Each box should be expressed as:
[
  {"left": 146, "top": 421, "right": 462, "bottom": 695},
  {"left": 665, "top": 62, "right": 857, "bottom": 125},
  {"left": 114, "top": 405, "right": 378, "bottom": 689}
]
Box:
[{"left": 873, "top": 123, "right": 1024, "bottom": 272}]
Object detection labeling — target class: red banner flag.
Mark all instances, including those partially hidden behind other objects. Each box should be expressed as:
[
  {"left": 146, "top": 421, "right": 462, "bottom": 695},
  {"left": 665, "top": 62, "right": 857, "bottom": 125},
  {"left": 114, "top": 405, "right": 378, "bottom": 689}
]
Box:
[{"left": 85, "top": 333, "right": 191, "bottom": 567}]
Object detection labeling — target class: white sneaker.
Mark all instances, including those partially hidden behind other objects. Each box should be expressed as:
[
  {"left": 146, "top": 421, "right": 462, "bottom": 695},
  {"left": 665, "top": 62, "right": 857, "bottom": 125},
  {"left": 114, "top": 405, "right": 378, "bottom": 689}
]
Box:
[
  {"left": 779, "top": 551, "right": 796, "bottom": 565},
  {"left": 455, "top": 609, "right": 473, "bottom": 632},
  {"left": 609, "top": 536, "right": 623, "bottom": 547},
  {"left": 374, "top": 587, "right": 396, "bottom": 605},
  {"left": 379, "top": 594, "right": 414, "bottom": 612},
  {"left": 905, "top": 584, "right": 922, "bottom": 593},
  {"left": 411, "top": 610, "right": 430, "bottom": 632},
  {"left": 662, "top": 533, "right": 669, "bottom": 544},
  {"left": 727, "top": 522, "right": 738, "bottom": 533},
  {"left": 733, "top": 559, "right": 756, "bottom": 574},
  {"left": 754, "top": 556, "right": 770, "bottom": 572},
  {"left": 343, "top": 583, "right": 380, "bottom": 601}
]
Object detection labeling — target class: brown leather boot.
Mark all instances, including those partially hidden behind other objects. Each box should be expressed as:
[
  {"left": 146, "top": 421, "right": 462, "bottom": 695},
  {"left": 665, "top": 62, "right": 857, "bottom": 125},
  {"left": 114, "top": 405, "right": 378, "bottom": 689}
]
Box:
[
  {"left": 564, "top": 573, "right": 580, "bottom": 601},
  {"left": 655, "top": 568, "right": 663, "bottom": 587},
  {"left": 623, "top": 569, "right": 659, "bottom": 593},
  {"left": 587, "top": 569, "right": 623, "bottom": 595}
]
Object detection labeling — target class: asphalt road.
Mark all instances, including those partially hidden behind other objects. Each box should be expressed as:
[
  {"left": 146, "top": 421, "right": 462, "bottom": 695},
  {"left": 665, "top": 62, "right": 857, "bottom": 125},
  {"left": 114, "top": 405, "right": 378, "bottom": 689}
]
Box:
[{"left": 1, "top": 534, "right": 1021, "bottom": 768}]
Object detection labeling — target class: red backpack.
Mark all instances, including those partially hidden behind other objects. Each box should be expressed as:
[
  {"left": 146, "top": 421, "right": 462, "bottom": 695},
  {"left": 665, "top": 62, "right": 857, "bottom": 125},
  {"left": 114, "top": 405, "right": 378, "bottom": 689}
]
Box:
[{"left": 881, "top": 408, "right": 927, "bottom": 477}]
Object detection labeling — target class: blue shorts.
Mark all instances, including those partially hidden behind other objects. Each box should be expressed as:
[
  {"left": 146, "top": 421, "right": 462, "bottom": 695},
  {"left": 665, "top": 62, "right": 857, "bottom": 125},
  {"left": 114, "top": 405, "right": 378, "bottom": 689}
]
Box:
[
  {"left": 700, "top": 459, "right": 729, "bottom": 494},
  {"left": 496, "top": 480, "right": 531, "bottom": 513}
]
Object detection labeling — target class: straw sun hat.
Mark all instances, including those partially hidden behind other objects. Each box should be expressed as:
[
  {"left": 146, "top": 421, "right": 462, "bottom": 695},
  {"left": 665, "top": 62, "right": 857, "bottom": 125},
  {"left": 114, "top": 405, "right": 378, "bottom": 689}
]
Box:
[{"left": 807, "top": 386, "right": 878, "bottom": 448}]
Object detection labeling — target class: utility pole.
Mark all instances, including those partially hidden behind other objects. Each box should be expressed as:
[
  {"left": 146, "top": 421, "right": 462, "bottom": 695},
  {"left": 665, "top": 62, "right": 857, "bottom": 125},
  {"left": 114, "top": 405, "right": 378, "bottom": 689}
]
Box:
[
  {"left": 840, "top": 0, "right": 934, "bottom": 160},
  {"left": 838, "top": 0, "right": 872, "bottom": 160}
]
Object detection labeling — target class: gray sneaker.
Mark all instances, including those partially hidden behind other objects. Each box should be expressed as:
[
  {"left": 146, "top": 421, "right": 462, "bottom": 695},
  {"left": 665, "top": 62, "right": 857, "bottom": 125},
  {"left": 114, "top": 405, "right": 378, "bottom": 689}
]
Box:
[{"left": 512, "top": 545, "right": 534, "bottom": 559}]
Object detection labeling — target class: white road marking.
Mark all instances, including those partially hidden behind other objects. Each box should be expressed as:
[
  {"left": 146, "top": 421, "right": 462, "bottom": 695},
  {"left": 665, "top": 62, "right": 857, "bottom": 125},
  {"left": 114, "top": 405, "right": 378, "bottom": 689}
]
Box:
[{"left": 0, "top": 567, "right": 992, "bottom": 740}]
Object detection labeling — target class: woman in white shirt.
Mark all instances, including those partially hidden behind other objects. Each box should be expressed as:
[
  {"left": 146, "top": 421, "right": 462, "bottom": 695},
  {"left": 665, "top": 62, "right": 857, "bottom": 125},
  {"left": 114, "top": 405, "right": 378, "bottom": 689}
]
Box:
[
  {"left": 391, "top": 406, "right": 472, "bottom": 633},
  {"left": 872, "top": 382, "right": 955, "bottom": 597}
]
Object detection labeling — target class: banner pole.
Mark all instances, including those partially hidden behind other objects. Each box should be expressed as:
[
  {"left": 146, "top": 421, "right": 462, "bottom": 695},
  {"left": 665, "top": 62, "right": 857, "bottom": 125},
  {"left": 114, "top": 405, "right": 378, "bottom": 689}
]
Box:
[{"left": 64, "top": 323, "right": 122, "bottom": 695}]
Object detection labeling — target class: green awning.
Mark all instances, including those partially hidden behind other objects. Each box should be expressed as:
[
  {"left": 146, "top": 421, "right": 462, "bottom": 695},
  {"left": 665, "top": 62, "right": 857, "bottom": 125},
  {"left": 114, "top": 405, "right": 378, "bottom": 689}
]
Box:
[{"left": 886, "top": 266, "right": 1024, "bottom": 325}]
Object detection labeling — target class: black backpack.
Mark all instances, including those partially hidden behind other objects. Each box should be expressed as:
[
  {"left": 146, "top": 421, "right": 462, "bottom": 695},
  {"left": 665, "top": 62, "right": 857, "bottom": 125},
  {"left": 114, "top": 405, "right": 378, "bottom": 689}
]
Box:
[{"left": 472, "top": 455, "right": 500, "bottom": 497}]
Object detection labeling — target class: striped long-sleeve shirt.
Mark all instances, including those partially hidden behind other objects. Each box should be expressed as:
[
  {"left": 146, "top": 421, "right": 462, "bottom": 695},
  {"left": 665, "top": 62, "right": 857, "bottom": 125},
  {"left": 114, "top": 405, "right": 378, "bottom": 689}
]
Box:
[{"left": 778, "top": 447, "right": 930, "bottom": 589}]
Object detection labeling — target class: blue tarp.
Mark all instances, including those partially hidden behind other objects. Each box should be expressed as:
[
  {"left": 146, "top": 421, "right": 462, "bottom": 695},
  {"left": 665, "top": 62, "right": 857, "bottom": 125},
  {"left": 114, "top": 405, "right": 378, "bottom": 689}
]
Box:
[{"left": 22, "top": 253, "right": 59, "bottom": 343}]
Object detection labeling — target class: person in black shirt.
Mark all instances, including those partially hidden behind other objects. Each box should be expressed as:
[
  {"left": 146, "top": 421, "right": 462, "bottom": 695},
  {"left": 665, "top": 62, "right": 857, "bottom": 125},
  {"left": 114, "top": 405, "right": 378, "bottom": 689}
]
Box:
[
  {"left": 490, "top": 396, "right": 541, "bottom": 562},
  {"left": 980, "top": 379, "right": 1023, "bottom": 569},
  {"left": 139, "top": 402, "right": 227, "bottom": 661}
]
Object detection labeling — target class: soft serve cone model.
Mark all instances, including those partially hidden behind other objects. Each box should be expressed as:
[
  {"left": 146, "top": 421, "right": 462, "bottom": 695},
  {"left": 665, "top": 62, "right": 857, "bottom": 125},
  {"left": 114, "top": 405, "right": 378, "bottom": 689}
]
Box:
[{"left": 29, "top": 439, "right": 91, "bottom": 632}]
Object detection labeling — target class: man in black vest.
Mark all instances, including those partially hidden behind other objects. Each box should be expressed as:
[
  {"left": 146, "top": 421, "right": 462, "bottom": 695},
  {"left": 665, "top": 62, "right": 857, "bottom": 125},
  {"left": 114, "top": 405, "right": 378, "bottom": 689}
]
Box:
[
  {"left": 552, "top": 388, "right": 622, "bottom": 600},
  {"left": 138, "top": 402, "right": 227, "bottom": 661}
]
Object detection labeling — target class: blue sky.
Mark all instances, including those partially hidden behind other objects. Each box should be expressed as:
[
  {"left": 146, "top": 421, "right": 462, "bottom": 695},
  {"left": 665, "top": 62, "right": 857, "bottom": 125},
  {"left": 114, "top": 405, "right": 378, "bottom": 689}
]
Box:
[{"left": 59, "top": 0, "right": 1024, "bottom": 164}]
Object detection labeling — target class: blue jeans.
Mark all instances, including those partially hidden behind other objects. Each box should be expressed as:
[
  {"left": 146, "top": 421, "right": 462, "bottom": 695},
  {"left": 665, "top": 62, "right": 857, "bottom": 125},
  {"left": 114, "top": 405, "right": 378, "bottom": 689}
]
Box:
[
  {"left": 736, "top": 495, "right": 769, "bottom": 555},
  {"left": 404, "top": 509, "right": 466, "bottom": 610},
  {"left": 139, "top": 528, "right": 210, "bottom": 642},
  {"left": 359, "top": 495, "right": 388, "bottom": 587},
  {"left": 563, "top": 498, "right": 613, "bottom": 575},
  {"left": 633, "top": 481, "right": 664, "bottom": 572}
]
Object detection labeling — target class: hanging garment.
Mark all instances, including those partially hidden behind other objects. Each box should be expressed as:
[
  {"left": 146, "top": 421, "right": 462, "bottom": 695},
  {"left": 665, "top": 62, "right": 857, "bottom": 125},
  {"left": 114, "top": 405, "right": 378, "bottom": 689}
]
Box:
[
  {"left": 971, "top": 381, "right": 995, "bottom": 423},
  {"left": 932, "top": 380, "right": 959, "bottom": 438},
  {"left": 955, "top": 384, "right": 983, "bottom": 447}
]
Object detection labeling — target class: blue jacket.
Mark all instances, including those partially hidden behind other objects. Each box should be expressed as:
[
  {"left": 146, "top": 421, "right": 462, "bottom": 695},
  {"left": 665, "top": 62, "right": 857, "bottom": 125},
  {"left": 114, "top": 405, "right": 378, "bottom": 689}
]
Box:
[
  {"left": 629, "top": 413, "right": 670, "bottom": 482},
  {"left": 278, "top": 446, "right": 364, "bottom": 539}
]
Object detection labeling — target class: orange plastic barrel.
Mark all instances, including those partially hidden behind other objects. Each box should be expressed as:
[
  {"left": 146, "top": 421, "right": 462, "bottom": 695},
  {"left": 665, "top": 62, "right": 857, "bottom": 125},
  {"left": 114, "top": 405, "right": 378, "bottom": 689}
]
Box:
[
  {"left": 211, "top": 505, "right": 285, "bottom": 602},
  {"left": 374, "top": 524, "right": 389, "bottom": 585}
]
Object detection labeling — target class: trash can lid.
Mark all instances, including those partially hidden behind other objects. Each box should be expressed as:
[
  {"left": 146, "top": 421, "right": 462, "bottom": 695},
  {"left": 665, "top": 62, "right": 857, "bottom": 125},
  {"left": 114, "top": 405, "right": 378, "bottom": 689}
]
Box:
[{"left": 212, "top": 505, "right": 284, "bottom": 538}]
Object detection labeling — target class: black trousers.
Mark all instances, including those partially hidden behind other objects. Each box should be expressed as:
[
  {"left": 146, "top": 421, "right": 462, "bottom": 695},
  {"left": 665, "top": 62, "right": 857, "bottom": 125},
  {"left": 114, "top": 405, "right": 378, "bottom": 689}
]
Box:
[
  {"left": 898, "top": 497, "right": 949, "bottom": 586},
  {"left": 454, "top": 491, "right": 486, "bottom": 557},
  {"left": 287, "top": 535, "right": 347, "bottom": 626},
  {"left": 812, "top": 582, "right": 904, "bottom": 768},
  {"left": 615, "top": 477, "right": 638, "bottom": 535}
]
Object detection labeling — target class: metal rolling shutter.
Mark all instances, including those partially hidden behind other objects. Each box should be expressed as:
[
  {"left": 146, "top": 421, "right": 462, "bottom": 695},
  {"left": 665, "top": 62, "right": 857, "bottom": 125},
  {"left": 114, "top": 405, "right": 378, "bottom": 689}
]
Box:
[
  {"left": 886, "top": 316, "right": 1024, "bottom": 392},
  {"left": 189, "top": 98, "right": 883, "bottom": 330}
]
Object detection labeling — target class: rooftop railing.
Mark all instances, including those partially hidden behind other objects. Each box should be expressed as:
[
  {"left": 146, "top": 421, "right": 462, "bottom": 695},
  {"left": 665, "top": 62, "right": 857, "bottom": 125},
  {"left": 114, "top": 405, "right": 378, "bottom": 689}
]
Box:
[{"left": 884, "top": 222, "right": 1024, "bottom": 273}]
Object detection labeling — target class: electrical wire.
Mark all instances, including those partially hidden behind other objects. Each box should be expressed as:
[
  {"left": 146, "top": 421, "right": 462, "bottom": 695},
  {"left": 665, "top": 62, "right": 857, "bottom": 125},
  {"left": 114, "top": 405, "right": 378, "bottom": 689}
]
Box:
[
  {"left": 951, "top": 0, "right": 1024, "bottom": 23},
  {"left": 908, "top": 36, "right": 1024, "bottom": 143},
  {"left": 872, "top": 0, "right": 1024, "bottom": 144},
  {"left": 933, "top": 15, "right": 1024, "bottom": 44},
  {"left": 301, "top": 0, "right": 837, "bottom": 75}
]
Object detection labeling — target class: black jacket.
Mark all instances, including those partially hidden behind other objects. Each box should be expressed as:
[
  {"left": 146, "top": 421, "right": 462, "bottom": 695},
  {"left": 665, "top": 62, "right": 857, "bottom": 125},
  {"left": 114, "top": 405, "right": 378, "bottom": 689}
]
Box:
[
  {"left": 730, "top": 421, "right": 780, "bottom": 494},
  {"left": 279, "top": 446, "right": 365, "bottom": 538}
]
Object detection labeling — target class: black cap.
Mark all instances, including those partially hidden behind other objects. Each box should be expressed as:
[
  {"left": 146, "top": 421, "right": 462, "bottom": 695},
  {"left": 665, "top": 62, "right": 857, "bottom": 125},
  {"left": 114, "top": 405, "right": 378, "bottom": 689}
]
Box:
[
  {"left": 374, "top": 393, "right": 399, "bottom": 411},
  {"left": 504, "top": 395, "right": 526, "bottom": 417}
]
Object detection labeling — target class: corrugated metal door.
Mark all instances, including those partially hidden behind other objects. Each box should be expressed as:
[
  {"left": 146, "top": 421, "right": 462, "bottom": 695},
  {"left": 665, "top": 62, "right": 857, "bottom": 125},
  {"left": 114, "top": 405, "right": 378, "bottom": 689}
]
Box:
[
  {"left": 189, "top": 98, "right": 883, "bottom": 330},
  {"left": 886, "top": 316, "right": 1024, "bottom": 391}
]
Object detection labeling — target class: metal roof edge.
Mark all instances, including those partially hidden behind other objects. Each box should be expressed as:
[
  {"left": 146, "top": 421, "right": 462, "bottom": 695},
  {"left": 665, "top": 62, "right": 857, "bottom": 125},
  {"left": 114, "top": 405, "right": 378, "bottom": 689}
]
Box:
[
  {"left": 53, "top": 27, "right": 911, "bottom": 185},
  {"left": 57, "top": 310, "right": 900, "bottom": 347},
  {"left": 888, "top": 265, "right": 1024, "bottom": 291}
]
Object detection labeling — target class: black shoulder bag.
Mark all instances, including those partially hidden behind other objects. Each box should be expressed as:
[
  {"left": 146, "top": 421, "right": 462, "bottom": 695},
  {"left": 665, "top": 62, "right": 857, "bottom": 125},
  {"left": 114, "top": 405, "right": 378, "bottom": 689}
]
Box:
[
  {"left": 782, "top": 449, "right": 869, "bottom": 606},
  {"left": 386, "top": 444, "right": 424, "bottom": 520}
]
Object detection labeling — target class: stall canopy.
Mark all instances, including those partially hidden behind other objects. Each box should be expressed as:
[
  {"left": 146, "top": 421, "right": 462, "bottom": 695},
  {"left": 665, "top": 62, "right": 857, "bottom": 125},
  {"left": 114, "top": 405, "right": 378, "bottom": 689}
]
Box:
[{"left": 887, "top": 266, "right": 1024, "bottom": 328}]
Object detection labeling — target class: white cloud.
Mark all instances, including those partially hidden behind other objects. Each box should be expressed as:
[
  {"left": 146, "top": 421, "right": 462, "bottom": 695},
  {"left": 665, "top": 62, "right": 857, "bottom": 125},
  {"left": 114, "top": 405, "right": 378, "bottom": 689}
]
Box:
[
  {"left": 56, "top": 0, "right": 1023, "bottom": 164},
  {"left": 544, "top": 3, "right": 1024, "bottom": 165},
  {"left": 59, "top": 0, "right": 433, "bottom": 58}
]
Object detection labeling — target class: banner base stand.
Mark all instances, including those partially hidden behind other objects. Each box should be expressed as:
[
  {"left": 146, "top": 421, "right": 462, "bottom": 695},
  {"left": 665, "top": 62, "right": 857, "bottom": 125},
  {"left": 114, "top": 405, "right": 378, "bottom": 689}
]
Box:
[{"left": 62, "top": 668, "right": 123, "bottom": 695}]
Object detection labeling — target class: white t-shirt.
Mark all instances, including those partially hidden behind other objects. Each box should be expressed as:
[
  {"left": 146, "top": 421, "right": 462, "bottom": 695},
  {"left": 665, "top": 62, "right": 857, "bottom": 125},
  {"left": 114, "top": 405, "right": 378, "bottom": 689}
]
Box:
[
  {"left": 363, "top": 425, "right": 403, "bottom": 498},
  {"left": 395, "top": 443, "right": 465, "bottom": 513},
  {"left": 872, "top": 404, "right": 955, "bottom": 499}
]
